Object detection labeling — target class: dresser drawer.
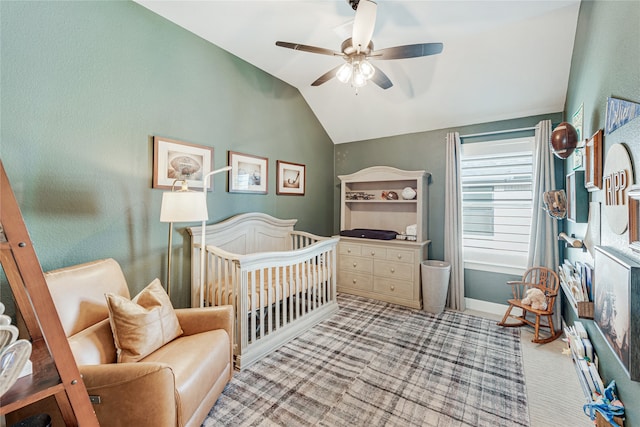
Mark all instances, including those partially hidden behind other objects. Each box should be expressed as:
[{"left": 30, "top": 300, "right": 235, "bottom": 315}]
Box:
[
  {"left": 339, "top": 255, "right": 373, "bottom": 274},
  {"left": 373, "top": 277, "right": 414, "bottom": 299},
  {"left": 339, "top": 242, "right": 362, "bottom": 256},
  {"left": 374, "top": 260, "right": 413, "bottom": 281},
  {"left": 338, "top": 271, "right": 373, "bottom": 291},
  {"left": 386, "top": 248, "right": 415, "bottom": 264},
  {"left": 361, "top": 245, "right": 386, "bottom": 259}
]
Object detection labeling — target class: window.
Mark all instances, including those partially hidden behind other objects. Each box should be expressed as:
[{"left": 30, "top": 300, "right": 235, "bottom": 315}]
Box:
[{"left": 460, "top": 137, "right": 534, "bottom": 275}]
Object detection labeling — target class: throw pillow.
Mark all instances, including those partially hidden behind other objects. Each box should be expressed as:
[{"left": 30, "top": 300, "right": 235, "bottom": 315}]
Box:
[{"left": 105, "top": 278, "right": 183, "bottom": 363}]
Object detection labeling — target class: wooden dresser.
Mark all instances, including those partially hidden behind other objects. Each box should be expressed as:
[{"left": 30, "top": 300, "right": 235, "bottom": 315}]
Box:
[
  {"left": 338, "top": 238, "right": 428, "bottom": 309},
  {"left": 337, "top": 166, "right": 430, "bottom": 309}
]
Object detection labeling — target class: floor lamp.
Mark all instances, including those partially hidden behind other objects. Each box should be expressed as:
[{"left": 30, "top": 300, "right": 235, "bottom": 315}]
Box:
[
  {"left": 160, "top": 180, "right": 208, "bottom": 298},
  {"left": 197, "top": 166, "right": 232, "bottom": 307}
]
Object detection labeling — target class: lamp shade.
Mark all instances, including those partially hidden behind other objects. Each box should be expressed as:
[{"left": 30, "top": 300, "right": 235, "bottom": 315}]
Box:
[{"left": 160, "top": 191, "right": 208, "bottom": 223}]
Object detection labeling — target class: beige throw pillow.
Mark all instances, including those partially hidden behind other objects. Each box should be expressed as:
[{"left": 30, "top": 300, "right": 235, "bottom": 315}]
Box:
[{"left": 105, "top": 278, "right": 183, "bottom": 363}]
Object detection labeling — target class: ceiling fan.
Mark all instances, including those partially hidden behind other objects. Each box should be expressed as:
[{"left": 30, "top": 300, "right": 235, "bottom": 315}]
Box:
[{"left": 275, "top": 0, "right": 443, "bottom": 90}]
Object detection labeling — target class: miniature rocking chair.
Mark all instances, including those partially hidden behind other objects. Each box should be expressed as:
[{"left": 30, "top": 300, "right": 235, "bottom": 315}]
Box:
[{"left": 497, "top": 266, "right": 563, "bottom": 344}]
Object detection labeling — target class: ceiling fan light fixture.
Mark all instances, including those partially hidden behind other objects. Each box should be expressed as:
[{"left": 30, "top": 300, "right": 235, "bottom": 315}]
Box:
[
  {"left": 360, "top": 60, "right": 375, "bottom": 80},
  {"left": 336, "top": 62, "right": 353, "bottom": 83},
  {"left": 352, "top": 67, "right": 367, "bottom": 88}
]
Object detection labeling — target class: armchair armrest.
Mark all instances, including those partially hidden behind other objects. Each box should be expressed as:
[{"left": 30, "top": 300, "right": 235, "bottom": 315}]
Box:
[
  {"left": 79, "top": 363, "right": 177, "bottom": 425},
  {"left": 175, "top": 305, "right": 234, "bottom": 339}
]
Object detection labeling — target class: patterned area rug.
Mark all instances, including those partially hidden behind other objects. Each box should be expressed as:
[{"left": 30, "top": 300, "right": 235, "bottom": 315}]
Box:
[{"left": 204, "top": 294, "right": 529, "bottom": 427}]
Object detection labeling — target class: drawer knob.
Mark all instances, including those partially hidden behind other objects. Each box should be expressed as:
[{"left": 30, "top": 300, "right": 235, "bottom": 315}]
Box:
[
  {"left": 390, "top": 285, "right": 395, "bottom": 291},
  {"left": 397, "top": 254, "right": 402, "bottom": 259},
  {"left": 390, "top": 268, "right": 395, "bottom": 273},
  {"left": 347, "top": 249, "right": 352, "bottom": 253},
  {"left": 353, "top": 262, "right": 357, "bottom": 268},
  {"left": 352, "top": 279, "right": 357, "bottom": 284},
  {"left": 370, "top": 251, "right": 375, "bottom": 256}
]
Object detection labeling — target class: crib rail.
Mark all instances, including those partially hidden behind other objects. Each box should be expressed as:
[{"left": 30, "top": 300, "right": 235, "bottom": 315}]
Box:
[{"left": 192, "top": 232, "right": 339, "bottom": 369}]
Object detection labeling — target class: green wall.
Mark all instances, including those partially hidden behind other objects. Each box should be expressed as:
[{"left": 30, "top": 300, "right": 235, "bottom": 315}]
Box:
[
  {"left": 334, "top": 113, "right": 562, "bottom": 305},
  {"left": 562, "top": 1, "right": 640, "bottom": 424},
  {"left": 0, "top": 1, "right": 334, "bottom": 309}
]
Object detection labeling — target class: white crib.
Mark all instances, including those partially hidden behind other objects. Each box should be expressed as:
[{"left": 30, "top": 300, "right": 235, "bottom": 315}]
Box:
[{"left": 188, "top": 212, "right": 339, "bottom": 369}]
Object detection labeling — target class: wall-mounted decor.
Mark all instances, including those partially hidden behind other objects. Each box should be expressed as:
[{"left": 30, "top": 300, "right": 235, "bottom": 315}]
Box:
[
  {"left": 571, "top": 149, "right": 583, "bottom": 170},
  {"left": 153, "top": 137, "right": 214, "bottom": 190},
  {"left": 594, "top": 246, "right": 640, "bottom": 381},
  {"left": 276, "top": 160, "right": 305, "bottom": 196},
  {"left": 550, "top": 122, "right": 579, "bottom": 159},
  {"left": 566, "top": 170, "right": 588, "bottom": 223},
  {"left": 584, "top": 129, "right": 603, "bottom": 191},
  {"left": 583, "top": 202, "right": 601, "bottom": 258},
  {"left": 228, "top": 151, "right": 268, "bottom": 194},
  {"left": 605, "top": 96, "right": 640, "bottom": 135},
  {"left": 542, "top": 189, "right": 566, "bottom": 219},
  {"left": 628, "top": 186, "right": 640, "bottom": 253},
  {"left": 572, "top": 103, "right": 584, "bottom": 145},
  {"left": 602, "top": 143, "right": 634, "bottom": 234}
]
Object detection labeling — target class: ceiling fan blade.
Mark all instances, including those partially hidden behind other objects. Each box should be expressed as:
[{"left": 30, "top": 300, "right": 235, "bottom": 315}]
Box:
[
  {"left": 370, "top": 65, "right": 393, "bottom": 89},
  {"left": 371, "top": 43, "right": 444, "bottom": 60},
  {"left": 351, "top": 0, "right": 377, "bottom": 52},
  {"left": 275, "top": 41, "right": 342, "bottom": 57},
  {"left": 311, "top": 65, "right": 342, "bottom": 86}
]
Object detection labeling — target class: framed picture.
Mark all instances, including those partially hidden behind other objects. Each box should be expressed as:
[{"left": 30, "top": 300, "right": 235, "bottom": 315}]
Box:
[
  {"left": 566, "top": 171, "right": 587, "bottom": 223},
  {"left": 585, "top": 129, "right": 603, "bottom": 191},
  {"left": 276, "top": 161, "right": 306, "bottom": 196},
  {"left": 594, "top": 246, "right": 640, "bottom": 381},
  {"left": 573, "top": 103, "right": 584, "bottom": 146},
  {"left": 628, "top": 186, "right": 640, "bottom": 252},
  {"left": 153, "top": 137, "right": 213, "bottom": 191},
  {"left": 228, "top": 151, "right": 268, "bottom": 194},
  {"left": 571, "top": 148, "right": 583, "bottom": 170}
]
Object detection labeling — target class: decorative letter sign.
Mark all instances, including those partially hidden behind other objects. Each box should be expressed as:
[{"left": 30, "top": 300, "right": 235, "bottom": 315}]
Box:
[{"left": 603, "top": 144, "right": 634, "bottom": 234}]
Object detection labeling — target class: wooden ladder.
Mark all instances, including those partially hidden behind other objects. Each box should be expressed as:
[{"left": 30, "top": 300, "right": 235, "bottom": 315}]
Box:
[{"left": 0, "top": 160, "right": 99, "bottom": 426}]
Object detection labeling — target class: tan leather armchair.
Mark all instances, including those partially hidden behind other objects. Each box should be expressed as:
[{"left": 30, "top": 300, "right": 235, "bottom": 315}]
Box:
[{"left": 7, "top": 258, "right": 233, "bottom": 427}]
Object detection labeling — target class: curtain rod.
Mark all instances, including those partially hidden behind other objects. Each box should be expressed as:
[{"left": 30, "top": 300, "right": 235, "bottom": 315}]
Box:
[{"left": 460, "top": 126, "right": 536, "bottom": 139}]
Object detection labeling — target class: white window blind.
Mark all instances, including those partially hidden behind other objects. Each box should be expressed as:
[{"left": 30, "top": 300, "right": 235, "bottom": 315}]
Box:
[{"left": 460, "top": 137, "right": 534, "bottom": 275}]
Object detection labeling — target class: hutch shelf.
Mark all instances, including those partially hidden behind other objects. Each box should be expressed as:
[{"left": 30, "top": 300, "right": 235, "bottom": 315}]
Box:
[{"left": 337, "top": 166, "right": 430, "bottom": 309}]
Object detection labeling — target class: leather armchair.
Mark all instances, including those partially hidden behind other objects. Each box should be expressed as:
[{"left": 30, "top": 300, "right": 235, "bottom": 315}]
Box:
[{"left": 7, "top": 258, "right": 233, "bottom": 427}]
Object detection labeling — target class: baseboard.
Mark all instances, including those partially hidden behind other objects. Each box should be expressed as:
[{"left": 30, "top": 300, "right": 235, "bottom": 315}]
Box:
[{"left": 464, "top": 298, "right": 510, "bottom": 317}]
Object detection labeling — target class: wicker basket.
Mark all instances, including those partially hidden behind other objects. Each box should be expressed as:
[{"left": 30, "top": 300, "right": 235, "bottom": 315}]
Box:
[{"left": 577, "top": 301, "right": 594, "bottom": 319}]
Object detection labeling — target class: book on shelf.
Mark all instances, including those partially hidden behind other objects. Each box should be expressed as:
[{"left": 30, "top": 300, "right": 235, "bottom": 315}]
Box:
[
  {"left": 579, "top": 359, "right": 598, "bottom": 395},
  {"left": 574, "top": 321, "right": 588, "bottom": 339}
]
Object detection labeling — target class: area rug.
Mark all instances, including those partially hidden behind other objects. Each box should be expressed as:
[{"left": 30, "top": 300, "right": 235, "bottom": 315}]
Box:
[{"left": 203, "top": 294, "right": 530, "bottom": 427}]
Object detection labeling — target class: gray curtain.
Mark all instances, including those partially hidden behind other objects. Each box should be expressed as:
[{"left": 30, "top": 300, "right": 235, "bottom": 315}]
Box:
[
  {"left": 527, "top": 119, "right": 559, "bottom": 269},
  {"left": 527, "top": 120, "right": 560, "bottom": 326},
  {"left": 444, "top": 132, "right": 465, "bottom": 311}
]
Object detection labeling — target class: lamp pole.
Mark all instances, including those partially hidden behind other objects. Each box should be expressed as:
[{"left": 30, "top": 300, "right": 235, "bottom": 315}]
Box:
[{"left": 198, "top": 166, "right": 232, "bottom": 307}]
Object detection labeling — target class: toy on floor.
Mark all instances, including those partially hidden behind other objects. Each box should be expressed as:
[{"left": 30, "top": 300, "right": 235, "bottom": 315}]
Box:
[{"left": 521, "top": 288, "right": 548, "bottom": 310}]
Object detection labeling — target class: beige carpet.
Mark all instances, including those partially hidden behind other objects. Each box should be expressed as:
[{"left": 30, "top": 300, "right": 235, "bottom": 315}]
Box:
[{"left": 466, "top": 309, "right": 591, "bottom": 427}]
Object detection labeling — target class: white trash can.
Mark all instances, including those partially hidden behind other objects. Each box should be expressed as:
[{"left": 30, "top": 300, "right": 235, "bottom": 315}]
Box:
[{"left": 421, "top": 260, "right": 451, "bottom": 314}]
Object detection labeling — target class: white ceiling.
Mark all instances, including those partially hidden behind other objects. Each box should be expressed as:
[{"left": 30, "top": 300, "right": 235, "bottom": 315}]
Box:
[{"left": 135, "top": 0, "right": 580, "bottom": 144}]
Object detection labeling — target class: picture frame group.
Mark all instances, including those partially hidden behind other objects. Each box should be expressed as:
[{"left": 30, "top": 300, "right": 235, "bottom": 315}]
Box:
[{"left": 153, "top": 138, "right": 306, "bottom": 197}]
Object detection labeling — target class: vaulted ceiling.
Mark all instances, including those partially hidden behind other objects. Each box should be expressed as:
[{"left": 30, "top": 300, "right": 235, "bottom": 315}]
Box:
[{"left": 136, "top": 1, "right": 581, "bottom": 144}]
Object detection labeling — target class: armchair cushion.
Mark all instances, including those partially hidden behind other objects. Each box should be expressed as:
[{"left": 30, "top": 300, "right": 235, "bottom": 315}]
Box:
[{"left": 106, "top": 278, "right": 183, "bottom": 363}]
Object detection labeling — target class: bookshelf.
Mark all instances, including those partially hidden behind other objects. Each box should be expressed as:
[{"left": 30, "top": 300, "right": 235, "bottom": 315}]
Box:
[
  {"left": 0, "top": 161, "right": 99, "bottom": 425},
  {"left": 566, "top": 323, "right": 625, "bottom": 426}
]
